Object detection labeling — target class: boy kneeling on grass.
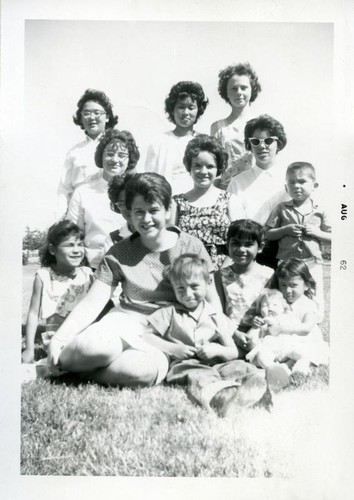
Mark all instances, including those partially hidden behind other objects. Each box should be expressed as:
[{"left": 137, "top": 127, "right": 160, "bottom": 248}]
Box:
[{"left": 144, "top": 254, "right": 271, "bottom": 418}]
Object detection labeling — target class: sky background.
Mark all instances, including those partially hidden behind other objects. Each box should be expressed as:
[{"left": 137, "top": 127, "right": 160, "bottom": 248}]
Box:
[{"left": 24, "top": 20, "right": 333, "bottom": 230}]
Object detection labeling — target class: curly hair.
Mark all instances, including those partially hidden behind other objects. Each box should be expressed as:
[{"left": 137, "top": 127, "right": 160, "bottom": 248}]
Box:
[
  {"left": 125, "top": 173, "right": 172, "bottom": 211},
  {"left": 164, "top": 81, "right": 209, "bottom": 124},
  {"left": 254, "top": 289, "right": 289, "bottom": 316},
  {"left": 226, "top": 219, "right": 265, "bottom": 249},
  {"left": 183, "top": 134, "right": 228, "bottom": 176},
  {"left": 244, "top": 114, "right": 287, "bottom": 152},
  {"left": 40, "top": 220, "right": 84, "bottom": 267},
  {"left": 270, "top": 258, "right": 316, "bottom": 299},
  {"left": 218, "top": 62, "right": 261, "bottom": 104},
  {"left": 73, "top": 89, "right": 118, "bottom": 130},
  {"left": 94, "top": 129, "right": 140, "bottom": 171}
]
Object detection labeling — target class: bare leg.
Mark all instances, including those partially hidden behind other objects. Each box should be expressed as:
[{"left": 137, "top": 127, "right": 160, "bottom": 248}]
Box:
[{"left": 82, "top": 349, "right": 159, "bottom": 387}]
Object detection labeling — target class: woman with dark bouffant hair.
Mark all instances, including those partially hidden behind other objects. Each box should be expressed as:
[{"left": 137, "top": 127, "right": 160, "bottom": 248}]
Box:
[
  {"left": 211, "top": 62, "right": 262, "bottom": 184},
  {"left": 171, "top": 134, "right": 244, "bottom": 270},
  {"left": 57, "top": 89, "right": 119, "bottom": 218},
  {"left": 227, "top": 114, "right": 289, "bottom": 269},
  {"left": 145, "top": 80, "right": 209, "bottom": 195},
  {"left": 67, "top": 129, "right": 139, "bottom": 269},
  {"left": 48, "top": 173, "right": 220, "bottom": 388}
]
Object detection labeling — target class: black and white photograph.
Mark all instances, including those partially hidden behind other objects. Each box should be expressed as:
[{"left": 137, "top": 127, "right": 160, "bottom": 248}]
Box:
[{"left": 1, "top": 0, "right": 354, "bottom": 498}]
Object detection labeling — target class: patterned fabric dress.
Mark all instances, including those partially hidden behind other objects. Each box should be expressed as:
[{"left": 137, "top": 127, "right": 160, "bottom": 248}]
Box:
[{"left": 173, "top": 191, "right": 232, "bottom": 270}]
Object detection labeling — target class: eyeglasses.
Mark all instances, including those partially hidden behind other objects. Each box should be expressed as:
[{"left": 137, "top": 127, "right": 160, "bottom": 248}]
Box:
[
  {"left": 248, "top": 137, "right": 278, "bottom": 147},
  {"left": 81, "top": 110, "right": 107, "bottom": 118}
]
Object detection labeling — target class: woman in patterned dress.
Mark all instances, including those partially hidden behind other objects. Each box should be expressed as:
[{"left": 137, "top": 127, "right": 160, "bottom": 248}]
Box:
[{"left": 171, "top": 135, "right": 244, "bottom": 270}]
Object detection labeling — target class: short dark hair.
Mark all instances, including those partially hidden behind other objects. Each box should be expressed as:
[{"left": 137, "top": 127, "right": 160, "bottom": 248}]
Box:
[
  {"left": 286, "top": 162, "right": 317, "bottom": 181},
  {"left": 73, "top": 89, "right": 118, "bottom": 131},
  {"left": 270, "top": 258, "right": 316, "bottom": 299},
  {"left": 218, "top": 62, "right": 261, "bottom": 104},
  {"left": 168, "top": 254, "right": 210, "bottom": 285},
  {"left": 95, "top": 129, "right": 140, "bottom": 171},
  {"left": 107, "top": 175, "right": 131, "bottom": 213},
  {"left": 226, "top": 219, "right": 265, "bottom": 248},
  {"left": 124, "top": 173, "right": 172, "bottom": 211},
  {"left": 164, "top": 81, "right": 209, "bottom": 124},
  {"left": 183, "top": 134, "right": 228, "bottom": 176},
  {"left": 40, "top": 220, "right": 84, "bottom": 267},
  {"left": 244, "top": 114, "right": 287, "bottom": 152}
]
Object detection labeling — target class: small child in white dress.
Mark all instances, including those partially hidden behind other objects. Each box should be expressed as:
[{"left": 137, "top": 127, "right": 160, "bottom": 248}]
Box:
[
  {"left": 22, "top": 220, "right": 94, "bottom": 365},
  {"left": 246, "top": 259, "right": 329, "bottom": 389}
]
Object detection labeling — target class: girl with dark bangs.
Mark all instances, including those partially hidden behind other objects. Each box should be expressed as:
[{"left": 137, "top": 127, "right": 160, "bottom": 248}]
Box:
[
  {"left": 215, "top": 219, "right": 274, "bottom": 355},
  {"left": 144, "top": 81, "right": 208, "bottom": 195}
]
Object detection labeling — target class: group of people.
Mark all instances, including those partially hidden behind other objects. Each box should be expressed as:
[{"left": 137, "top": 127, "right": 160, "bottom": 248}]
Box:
[{"left": 22, "top": 62, "right": 331, "bottom": 418}]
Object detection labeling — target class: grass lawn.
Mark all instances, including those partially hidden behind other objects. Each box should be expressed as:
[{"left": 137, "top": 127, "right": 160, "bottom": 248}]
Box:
[{"left": 21, "top": 263, "right": 331, "bottom": 477}]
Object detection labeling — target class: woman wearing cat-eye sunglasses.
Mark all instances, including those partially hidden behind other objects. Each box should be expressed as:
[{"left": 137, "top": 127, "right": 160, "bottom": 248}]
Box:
[{"left": 226, "top": 114, "right": 289, "bottom": 268}]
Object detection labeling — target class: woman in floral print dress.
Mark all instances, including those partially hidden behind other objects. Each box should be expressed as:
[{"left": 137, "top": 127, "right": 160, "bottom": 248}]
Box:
[{"left": 171, "top": 135, "right": 244, "bottom": 269}]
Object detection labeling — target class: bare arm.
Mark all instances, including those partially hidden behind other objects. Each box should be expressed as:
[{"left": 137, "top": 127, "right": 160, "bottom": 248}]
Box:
[
  {"left": 303, "top": 224, "right": 332, "bottom": 243},
  {"left": 53, "top": 279, "right": 113, "bottom": 343},
  {"left": 206, "top": 274, "right": 223, "bottom": 313},
  {"left": 144, "top": 332, "right": 197, "bottom": 360},
  {"left": 167, "top": 198, "right": 178, "bottom": 227},
  {"left": 268, "top": 311, "right": 317, "bottom": 336},
  {"left": 22, "top": 274, "right": 43, "bottom": 363},
  {"left": 214, "top": 270, "right": 226, "bottom": 314},
  {"left": 265, "top": 224, "right": 303, "bottom": 241}
]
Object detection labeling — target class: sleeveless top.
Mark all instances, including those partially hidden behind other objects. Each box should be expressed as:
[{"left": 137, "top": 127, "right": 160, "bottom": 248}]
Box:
[
  {"left": 37, "top": 266, "right": 94, "bottom": 326},
  {"left": 173, "top": 191, "right": 232, "bottom": 270}
]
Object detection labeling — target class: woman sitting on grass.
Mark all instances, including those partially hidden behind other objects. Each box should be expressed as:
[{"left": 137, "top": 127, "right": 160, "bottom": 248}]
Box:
[
  {"left": 48, "top": 173, "right": 219, "bottom": 387},
  {"left": 22, "top": 220, "right": 94, "bottom": 364}
]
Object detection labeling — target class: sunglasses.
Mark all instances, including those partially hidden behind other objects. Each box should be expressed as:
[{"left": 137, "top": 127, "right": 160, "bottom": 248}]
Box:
[{"left": 248, "top": 137, "right": 278, "bottom": 147}]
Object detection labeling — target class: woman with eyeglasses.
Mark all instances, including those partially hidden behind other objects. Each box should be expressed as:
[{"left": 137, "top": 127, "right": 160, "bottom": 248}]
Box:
[
  {"left": 67, "top": 129, "right": 139, "bottom": 270},
  {"left": 227, "top": 114, "right": 290, "bottom": 268},
  {"left": 56, "top": 89, "right": 119, "bottom": 218}
]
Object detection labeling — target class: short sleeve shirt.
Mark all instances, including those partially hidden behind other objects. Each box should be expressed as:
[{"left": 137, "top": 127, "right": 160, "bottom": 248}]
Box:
[
  {"left": 96, "top": 227, "right": 214, "bottom": 315},
  {"left": 147, "top": 301, "right": 236, "bottom": 351},
  {"left": 265, "top": 199, "right": 331, "bottom": 262}
]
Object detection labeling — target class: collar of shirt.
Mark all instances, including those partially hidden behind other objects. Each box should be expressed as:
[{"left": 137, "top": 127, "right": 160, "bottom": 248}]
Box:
[
  {"left": 174, "top": 300, "right": 217, "bottom": 322},
  {"left": 283, "top": 197, "right": 319, "bottom": 211},
  {"left": 252, "top": 161, "right": 284, "bottom": 179},
  {"left": 84, "top": 132, "right": 104, "bottom": 143}
]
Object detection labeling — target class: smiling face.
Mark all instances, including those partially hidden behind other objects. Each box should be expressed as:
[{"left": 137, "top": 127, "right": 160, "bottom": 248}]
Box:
[
  {"left": 129, "top": 195, "right": 170, "bottom": 241},
  {"left": 286, "top": 169, "right": 317, "bottom": 205},
  {"left": 278, "top": 276, "right": 308, "bottom": 304},
  {"left": 173, "top": 96, "right": 198, "bottom": 130},
  {"left": 171, "top": 271, "right": 209, "bottom": 311},
  {"left": 50, "top": 235, "right": 84, "bottom": 273},
  {"left": 102, "top": 140, "right": 130, "bottom": 181},
  {"left": 228, "top": 236, "right": 262, "bottom": 267},
  {"left": 190, "top": 151, "right": 218, "bottom": 190},
  {"left": 80, "top": 100, "right": 108, "bottom": 139},
  {"left": 226, "top": 74, "right": 252, "bottom": 110},
  {"left": 249, "top": 129, "right": 278, "bottom": 170}
]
